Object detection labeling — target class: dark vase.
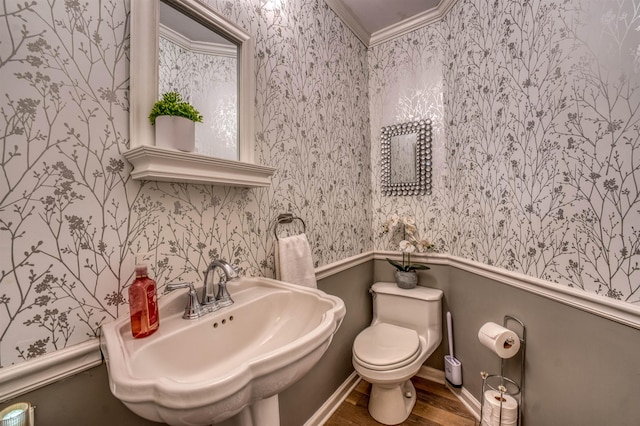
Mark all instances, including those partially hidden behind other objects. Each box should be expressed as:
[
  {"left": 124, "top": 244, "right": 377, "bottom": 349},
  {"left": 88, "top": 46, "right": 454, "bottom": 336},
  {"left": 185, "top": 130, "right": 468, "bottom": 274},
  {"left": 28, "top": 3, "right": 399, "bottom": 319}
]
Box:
[{"left": 394, "top": 270, "right": 418, "bottom": 289}]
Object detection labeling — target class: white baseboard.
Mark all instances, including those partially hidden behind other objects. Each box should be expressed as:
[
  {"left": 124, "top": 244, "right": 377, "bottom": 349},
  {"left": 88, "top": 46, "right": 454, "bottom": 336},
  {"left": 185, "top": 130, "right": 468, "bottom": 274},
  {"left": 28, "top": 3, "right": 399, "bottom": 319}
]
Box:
[
  {"left": 417, "top": 366, "right": 481, "bottom": 421},
  {"left": 447, "top": 382, "right": 481, "bottom": 421},
  {"left": 417, "top": 365, "right": 445, "bottom": 384},
  {"left": 304, "top": 371, "right": 361, "bottom": 426}
]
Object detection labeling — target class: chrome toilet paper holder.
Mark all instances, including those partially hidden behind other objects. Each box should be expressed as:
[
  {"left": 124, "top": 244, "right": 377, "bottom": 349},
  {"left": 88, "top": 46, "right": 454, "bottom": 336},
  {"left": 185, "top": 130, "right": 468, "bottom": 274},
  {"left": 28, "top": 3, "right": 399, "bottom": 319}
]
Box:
[{"left": 479, "top": 315, "right": 526, "bottom": 426}]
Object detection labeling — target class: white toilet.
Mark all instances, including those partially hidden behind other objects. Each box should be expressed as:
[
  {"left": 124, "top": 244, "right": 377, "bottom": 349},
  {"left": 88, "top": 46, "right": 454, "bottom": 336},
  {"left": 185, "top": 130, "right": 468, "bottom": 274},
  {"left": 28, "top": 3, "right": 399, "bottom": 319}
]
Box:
[{"left": 352, "top": 282, "right": 443, "bottom": 425}]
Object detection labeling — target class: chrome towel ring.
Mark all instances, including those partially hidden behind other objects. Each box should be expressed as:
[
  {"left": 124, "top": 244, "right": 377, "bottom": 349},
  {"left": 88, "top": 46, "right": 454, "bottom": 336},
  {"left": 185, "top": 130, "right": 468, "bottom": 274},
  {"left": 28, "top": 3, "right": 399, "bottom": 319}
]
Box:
[{"left": 274, "top": 213, "right": 306, "bottom": 241}]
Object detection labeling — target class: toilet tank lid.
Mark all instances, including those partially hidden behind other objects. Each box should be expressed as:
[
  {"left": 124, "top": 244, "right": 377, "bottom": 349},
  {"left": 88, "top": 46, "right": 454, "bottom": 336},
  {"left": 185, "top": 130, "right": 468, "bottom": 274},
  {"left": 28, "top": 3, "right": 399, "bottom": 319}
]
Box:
[{"left": 372, "top": 282, "right": 443, "bottom": 301}]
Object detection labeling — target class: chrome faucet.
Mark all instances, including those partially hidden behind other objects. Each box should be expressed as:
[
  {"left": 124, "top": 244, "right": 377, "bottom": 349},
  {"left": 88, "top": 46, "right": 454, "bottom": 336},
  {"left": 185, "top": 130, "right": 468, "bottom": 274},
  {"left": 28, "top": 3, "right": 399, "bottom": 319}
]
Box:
[
  {"left": 165, "top": 259, "right": 237, "bottom": 319},
  {"left": 164, "top": 282, "right": 209, "bottom": 320},
  {"left": 202, "top": 259, "right": 236, "bottom": 307}
]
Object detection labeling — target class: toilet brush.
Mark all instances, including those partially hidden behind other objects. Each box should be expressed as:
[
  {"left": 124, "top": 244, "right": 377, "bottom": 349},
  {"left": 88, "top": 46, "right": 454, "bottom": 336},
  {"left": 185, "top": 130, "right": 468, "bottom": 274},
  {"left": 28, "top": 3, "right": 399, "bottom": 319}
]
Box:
[{"left": 444, "top": 311, "right": 462, "bottom": 387}]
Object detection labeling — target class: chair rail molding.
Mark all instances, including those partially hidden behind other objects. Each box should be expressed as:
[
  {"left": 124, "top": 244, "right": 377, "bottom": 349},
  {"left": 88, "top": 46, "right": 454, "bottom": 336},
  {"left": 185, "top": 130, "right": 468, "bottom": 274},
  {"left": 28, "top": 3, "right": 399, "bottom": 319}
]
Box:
[
  {"left": 0, "top": 339, "right": 101, "bottom": 402},
  {"left": 376, "top": 251, "right": 640, "bottom": 330}
]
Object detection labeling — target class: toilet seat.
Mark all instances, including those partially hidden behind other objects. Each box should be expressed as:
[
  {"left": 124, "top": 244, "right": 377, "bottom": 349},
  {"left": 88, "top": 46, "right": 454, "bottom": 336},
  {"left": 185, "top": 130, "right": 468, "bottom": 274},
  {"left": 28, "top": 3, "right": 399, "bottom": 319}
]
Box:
[{"left": 353, "top": 323, "right": 421, "bottom": 371}]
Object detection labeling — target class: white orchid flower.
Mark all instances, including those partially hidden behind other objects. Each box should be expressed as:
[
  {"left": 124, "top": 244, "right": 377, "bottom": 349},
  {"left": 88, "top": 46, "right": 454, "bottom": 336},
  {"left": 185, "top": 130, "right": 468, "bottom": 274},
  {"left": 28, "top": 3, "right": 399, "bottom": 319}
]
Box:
[
  {"left": 404, "top": 223, "right": 417, "bottom": 236},
  {"left": 415, "top": 239, "right": 433, "bottom": 252},
  {"left": 383, "top": 214, "right": 400, "bottom": 233},
  {"left": 399, "top": 240, "right": 416, "bottom": 253},
  {"left": 403, "top": 216, "right": 415, "bottom": 226}
]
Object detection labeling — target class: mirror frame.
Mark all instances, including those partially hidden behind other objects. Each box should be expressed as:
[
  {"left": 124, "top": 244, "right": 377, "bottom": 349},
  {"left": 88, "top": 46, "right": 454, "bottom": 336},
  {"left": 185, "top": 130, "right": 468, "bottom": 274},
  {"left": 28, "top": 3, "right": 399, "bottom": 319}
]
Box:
[
  {"left": 380, "top": 119, "right": 432, "bottom": 196},
  {"left": 127, "top": 0, "right": 275, "bottom": 186}
]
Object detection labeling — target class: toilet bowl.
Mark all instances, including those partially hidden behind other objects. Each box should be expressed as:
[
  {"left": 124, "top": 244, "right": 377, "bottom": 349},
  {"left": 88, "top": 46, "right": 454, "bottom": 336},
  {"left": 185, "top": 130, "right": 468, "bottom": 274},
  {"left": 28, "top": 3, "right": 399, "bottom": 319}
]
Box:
[{"left": 352, "top": 282, "right": 442, "bottom": 425}]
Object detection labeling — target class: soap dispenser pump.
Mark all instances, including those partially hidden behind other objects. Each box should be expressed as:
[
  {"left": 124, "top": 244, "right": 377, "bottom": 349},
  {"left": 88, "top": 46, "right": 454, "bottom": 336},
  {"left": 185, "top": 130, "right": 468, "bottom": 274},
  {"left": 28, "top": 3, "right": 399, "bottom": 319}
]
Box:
[{"left": 128, "top": 263, "right": 159, "bottom": 338}]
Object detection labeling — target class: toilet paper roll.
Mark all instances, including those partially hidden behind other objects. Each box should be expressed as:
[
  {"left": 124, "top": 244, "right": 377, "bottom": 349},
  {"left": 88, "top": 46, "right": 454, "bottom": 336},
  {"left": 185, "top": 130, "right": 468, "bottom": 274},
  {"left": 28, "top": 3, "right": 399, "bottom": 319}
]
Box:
[
  {"left": 482, "top": 390, "right": 518, "bottom": 425},
  {"left": 0, "top": 402, "right": 31, "bottom": 426},
  {"left": 478, "top": 322, "right": 521, "bottom": 359}
]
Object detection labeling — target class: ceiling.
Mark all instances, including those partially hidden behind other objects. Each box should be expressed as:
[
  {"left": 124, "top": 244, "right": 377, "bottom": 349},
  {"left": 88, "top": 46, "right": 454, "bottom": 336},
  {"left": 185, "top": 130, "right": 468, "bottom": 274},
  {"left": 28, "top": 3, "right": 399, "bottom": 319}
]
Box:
[
  {"left": 325, "top": 0, "right": 454, "bottom": 47},
  {"left": 164, "top": 1, "right": 453, "bottom": 48}
]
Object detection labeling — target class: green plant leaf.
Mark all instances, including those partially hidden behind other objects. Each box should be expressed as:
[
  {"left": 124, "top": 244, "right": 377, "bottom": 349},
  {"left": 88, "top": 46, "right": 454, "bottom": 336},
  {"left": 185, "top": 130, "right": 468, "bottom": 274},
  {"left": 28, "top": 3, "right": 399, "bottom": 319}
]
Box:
[
  {"left": 386, "top": 258, "right": 430, "bottom": 272},
  {"left": 409, "top": 263, "right": 431, "bottom": 270},
  {"left": 149, "top": 91, "right": 203, "bottom": 125},
  {"left": 386, "top": 258, "right": 404, "bottom": 270}
]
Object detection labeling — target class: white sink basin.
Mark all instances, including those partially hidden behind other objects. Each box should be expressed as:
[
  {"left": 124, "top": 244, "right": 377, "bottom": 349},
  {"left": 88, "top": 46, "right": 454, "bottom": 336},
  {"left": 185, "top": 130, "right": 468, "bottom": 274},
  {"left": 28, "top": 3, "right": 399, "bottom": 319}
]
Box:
[{"left": 101, "top": 277, "right": 345, "bottom": 425}]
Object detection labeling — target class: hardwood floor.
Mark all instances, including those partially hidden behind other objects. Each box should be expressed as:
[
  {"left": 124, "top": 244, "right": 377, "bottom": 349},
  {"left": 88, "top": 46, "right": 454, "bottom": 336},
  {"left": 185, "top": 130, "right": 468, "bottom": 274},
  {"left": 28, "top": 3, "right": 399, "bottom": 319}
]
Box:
[{"left": 324, "top": 376, "right": 477, "bottom": 426}]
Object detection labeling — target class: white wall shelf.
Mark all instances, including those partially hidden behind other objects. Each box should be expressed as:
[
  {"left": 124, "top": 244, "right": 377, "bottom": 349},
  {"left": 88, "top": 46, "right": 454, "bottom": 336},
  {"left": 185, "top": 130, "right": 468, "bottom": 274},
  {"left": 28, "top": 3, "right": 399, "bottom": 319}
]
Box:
[{"left": 124, "top": 145, "right": 276, "bottom": 187}]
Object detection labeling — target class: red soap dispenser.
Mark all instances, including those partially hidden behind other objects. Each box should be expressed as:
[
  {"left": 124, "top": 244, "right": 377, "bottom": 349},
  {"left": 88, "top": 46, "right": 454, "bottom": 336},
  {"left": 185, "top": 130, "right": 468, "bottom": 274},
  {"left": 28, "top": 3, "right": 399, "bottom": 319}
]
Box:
[{"left": 128, "top": 263, "right": 159, "bottom": 338}]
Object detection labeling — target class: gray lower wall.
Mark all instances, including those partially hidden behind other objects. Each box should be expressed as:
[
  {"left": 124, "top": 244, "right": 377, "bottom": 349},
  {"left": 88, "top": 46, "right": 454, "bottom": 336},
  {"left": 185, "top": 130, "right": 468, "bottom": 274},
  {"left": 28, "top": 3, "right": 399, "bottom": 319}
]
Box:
[
  {"left": 4, "top": 259, "right": 640, "bottom": 426},
  {"left": 375, "top": 259, "right": 640, "bottom": 426},
  {"left": 2, "top": 365, "right": 158, "bottom": 426}
]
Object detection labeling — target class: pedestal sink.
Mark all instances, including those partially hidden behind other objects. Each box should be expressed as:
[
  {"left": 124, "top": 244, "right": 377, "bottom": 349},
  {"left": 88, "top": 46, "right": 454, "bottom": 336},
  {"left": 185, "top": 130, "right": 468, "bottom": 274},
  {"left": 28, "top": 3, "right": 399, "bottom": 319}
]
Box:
[{"left": 100, "top": 277, "right": 345, "bottom": 426}]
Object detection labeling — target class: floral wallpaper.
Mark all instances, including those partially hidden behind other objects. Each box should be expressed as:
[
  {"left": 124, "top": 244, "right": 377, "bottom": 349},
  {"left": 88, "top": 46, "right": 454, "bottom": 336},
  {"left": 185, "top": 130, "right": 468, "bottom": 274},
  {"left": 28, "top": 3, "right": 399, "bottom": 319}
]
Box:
[
  {"left": 0, "top": 0, "right": 371, "bottom": 368},
  {"left": 372, "top": 0, "right": 640, "bottom": 304},
  {"left": 3, "top": 0, "right": 637, "bottom": 372},
  {"left": 158, "top": 36, "right": 238, "bottom": 159}
]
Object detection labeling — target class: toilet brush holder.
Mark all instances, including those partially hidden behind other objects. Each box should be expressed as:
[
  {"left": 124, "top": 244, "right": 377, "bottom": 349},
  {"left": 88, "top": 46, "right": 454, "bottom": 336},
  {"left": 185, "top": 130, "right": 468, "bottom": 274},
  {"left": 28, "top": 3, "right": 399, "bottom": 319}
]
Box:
[
  {"left": 445, "top": 354, "right": 462, "bottom": 387},
  {"left": 445, "top": 312, "right": 462, "bottom": 387}
]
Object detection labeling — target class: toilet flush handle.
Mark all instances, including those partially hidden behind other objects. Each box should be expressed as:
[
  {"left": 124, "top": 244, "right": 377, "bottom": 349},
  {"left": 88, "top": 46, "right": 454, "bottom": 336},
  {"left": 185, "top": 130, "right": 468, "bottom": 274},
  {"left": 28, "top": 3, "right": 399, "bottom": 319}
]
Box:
[{"left": 369, "top": 288, "right": 377, "bottom": 300}]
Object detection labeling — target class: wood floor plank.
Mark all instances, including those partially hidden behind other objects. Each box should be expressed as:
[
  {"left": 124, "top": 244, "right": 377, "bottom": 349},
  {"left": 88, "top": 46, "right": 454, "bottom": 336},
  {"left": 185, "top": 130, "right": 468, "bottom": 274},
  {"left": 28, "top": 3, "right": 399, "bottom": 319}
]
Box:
[
  {"left": 344, "top": 390, "right": 364, "bottom": 406},
  {"left": 324, "top": 400, "right": 382, "bottom": 426},
  {"left": 354, "top": 379, "right": 371, "bottom": 394},
  {"left": 411, "top": 401, "right": 475, "bottom": 426},
  {"left": 412, "top": 377, "right": 460, "bottom": 402},
  {"left": 324, "top": 377, "right": 476, "bottom": 426},
  {"left": 415, "top": 389, "right": 475, "bottom": 421}
]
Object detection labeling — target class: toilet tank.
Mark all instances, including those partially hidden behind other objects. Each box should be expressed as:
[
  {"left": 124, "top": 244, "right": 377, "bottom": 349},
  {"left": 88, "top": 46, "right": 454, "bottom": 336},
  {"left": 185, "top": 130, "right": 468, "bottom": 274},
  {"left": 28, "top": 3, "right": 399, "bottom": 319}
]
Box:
[{"left": 371, "top": 282, "right": 443, "bottom": 339}]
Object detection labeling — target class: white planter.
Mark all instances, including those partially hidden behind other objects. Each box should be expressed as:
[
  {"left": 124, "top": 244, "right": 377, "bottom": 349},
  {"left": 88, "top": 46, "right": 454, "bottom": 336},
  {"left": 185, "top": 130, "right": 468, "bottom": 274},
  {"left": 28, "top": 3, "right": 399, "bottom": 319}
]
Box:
[{"left": 154, "top": 115, "right": 196, "bottom": 152}]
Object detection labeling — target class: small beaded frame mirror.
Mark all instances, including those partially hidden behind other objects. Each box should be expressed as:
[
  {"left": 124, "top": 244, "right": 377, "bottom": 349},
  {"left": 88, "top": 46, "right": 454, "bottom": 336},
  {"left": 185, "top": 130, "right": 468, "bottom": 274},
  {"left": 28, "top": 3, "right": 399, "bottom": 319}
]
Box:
[{"left": 380, "top": 119, "right": 432, "bottom": 196}]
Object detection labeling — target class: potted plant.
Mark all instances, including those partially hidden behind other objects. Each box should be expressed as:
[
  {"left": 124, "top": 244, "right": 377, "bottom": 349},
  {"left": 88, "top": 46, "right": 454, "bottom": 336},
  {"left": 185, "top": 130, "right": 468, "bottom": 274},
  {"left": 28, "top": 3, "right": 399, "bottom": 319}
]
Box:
[
  {"left": 382, "top": 214, "right": 433, "bottom": 289},
  {"left": 149, "top": 91, "right": 203, "bottom": 152}
]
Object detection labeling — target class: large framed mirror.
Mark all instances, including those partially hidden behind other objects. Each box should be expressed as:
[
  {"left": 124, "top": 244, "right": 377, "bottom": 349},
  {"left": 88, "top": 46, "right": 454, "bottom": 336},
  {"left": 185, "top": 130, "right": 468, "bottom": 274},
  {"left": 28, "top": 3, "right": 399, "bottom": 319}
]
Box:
[
  {"left": 126, "top": 0, "right": 275, "bottom": 186},
  {"left": 380, "top": 119, "right": 432, "bottom": 196}
]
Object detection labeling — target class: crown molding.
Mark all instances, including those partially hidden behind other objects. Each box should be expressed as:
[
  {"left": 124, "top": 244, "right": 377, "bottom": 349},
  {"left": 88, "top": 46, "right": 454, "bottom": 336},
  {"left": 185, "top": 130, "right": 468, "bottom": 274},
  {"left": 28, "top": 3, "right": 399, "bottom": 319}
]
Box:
[
  {"left": 323, "top": 0, "right": 369, "bottom": 46},
  {"left": 369, "top": 0, "right": 458, "bottom": 47},
  {"left": 325, "top": 0, "right": 458, "bottom": 48}
]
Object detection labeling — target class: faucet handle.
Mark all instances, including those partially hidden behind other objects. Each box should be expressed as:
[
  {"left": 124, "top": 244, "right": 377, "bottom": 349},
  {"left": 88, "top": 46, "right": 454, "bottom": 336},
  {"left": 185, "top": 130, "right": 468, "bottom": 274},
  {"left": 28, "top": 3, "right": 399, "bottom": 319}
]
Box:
[
  {"left": 165, "top": 282, "right": 205, "bottom": 320},
  {"left": 165, "top": 282, "right": 195, "bottom": 293},
  {"left": 229, "top": 266, "right": 240, "bottom": 279},
  {"left": 215, "top": 281, "right": 234, "bottom": 308}
]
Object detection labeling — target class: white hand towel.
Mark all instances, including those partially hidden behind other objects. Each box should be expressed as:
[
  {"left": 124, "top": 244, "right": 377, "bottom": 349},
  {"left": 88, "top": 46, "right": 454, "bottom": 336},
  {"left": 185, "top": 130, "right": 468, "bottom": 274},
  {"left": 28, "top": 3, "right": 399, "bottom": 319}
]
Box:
[{"left": 275, "top": 233, "right": 317, "bottom": 288}]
